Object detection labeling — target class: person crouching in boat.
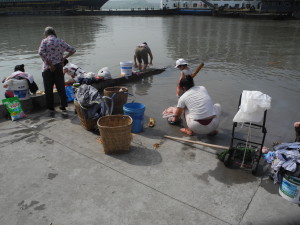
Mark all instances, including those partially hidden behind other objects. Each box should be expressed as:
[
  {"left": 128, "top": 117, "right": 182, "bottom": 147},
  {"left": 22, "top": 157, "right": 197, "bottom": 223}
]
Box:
[{"left": 169, "top": 75, "right": 221, "bottom": 136}]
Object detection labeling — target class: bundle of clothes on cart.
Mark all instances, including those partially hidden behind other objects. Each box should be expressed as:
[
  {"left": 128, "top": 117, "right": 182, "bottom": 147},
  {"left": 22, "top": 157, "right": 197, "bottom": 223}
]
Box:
[{"left": 263, "top": 141, "right": 300, "bottom": 184}]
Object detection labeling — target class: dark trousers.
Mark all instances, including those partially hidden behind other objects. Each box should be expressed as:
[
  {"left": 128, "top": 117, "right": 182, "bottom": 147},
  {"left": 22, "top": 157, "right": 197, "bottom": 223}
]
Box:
[{"left": 42, "top": 64, "right": 67, "bottom": 110}]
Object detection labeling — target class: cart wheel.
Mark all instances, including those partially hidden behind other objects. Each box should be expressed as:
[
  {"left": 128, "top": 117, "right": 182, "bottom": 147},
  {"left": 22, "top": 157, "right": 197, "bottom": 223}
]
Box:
[
  {"left": 224, "top": 153, "right": 233, "bottom": 168},
  {"left": 251, "top": 160, "right": 259, "bottom": 175},
  {"left": 251, "top": 151, "right": 262, "bottom": 175}
]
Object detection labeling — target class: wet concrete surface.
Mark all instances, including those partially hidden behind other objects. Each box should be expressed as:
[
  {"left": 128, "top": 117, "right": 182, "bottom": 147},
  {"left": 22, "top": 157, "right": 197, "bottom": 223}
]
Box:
[{"left": 0, "top": 69, "right": 300, "bottom": 225}]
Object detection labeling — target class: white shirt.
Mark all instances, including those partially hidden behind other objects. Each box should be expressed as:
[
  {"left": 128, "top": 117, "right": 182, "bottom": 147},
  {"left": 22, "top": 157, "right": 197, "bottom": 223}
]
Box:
[
  {"left": 63, "top": 63, "right": 86, "bottom": 80},
  {"left": 181, "top": 68, "right": 192, "bottom": 76},
  {"left": 177, "top": 86, "right": 216, "bottom": 120}
]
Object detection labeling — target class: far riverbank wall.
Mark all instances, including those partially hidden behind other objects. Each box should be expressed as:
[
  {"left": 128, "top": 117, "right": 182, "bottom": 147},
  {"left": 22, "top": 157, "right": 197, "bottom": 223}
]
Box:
[{"left": 1, "top": 8, "right": 297, "bottom": 19}]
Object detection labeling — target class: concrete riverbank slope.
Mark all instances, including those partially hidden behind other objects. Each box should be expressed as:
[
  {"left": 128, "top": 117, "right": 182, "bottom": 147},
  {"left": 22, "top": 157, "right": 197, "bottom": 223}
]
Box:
[{"left": 1, "top": 96, "right": 299, "bottom": 225}]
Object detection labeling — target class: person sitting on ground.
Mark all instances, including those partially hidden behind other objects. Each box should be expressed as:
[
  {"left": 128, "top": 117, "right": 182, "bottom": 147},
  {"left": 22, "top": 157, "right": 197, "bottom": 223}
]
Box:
[
  {"left": 2, "top": 64, "right": 38, "bottom": 98},
  {"left": 169, "top": 75, "right": 221, "bottom": 136},
  {"left": 133, "top": 42, "right": 153, "bottom": 71}
]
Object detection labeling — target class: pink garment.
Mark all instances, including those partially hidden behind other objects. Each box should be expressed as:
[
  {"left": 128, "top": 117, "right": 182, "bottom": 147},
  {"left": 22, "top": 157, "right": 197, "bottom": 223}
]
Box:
[
  {"left": 6, "top": 71, "right": 34, "bottom": 83},
  {"left": 162, "top": 106, "right": 177, "bottom": 118},
  {"left": 38, "top": 35, "right": 76, "bottom": 71}
]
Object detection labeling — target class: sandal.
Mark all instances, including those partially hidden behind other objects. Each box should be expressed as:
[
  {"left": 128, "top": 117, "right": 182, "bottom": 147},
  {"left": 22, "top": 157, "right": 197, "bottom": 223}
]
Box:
[
  {"left": 168, "top": 117, "right": 182, "bottom": 125},
  {"left": 180, "top": 128, "right": 193, "bottom": 136}
]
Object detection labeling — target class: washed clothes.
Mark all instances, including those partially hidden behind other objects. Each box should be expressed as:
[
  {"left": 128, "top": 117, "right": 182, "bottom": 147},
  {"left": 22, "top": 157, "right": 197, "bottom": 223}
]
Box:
[
  {"left": 270, "top": 142, "right": 300, "bottom": 184},
  {"left": 75, "top": 84, "right": 106, "bottom": 120},
  {"left": 6, "top": 71, "right": 34, "bottom": 83}
]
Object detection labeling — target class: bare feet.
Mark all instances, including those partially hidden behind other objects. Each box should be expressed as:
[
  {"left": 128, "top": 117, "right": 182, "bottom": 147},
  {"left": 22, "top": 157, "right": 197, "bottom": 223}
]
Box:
[
  {"left": 180, "top": 128, "right": 193, "bottom": 136},
  {"left": 207, "top": 130, "right": 218, "bottom": 136}
]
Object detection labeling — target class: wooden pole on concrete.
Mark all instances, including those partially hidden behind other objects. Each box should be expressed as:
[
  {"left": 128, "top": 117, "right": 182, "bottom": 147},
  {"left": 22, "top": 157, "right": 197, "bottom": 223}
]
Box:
[{"left": 164, "top": 135, "right": 229, "bottom": 150}]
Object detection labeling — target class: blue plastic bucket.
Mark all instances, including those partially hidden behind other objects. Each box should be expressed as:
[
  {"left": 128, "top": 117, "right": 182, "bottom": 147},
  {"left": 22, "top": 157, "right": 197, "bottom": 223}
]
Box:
[{"left": 123, "top": 102, "right": 145, "bottom": 133}]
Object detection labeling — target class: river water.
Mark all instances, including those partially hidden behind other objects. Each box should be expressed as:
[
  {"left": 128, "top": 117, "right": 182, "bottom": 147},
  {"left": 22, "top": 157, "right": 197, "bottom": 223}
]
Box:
[{"left": 1, "top": 15, "right": 300, "bottom": 143}]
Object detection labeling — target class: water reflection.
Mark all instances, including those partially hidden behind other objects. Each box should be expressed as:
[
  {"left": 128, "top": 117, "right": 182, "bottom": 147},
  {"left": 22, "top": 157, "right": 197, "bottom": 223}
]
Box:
[
  {"left": 165, "top": 16, "right": 300, "bottom": 80},
  {"left": 134, "top": 76, "right": 153, "bottom": 96},
  {"left": 0, "top": 16, "right": 105, "bottom": 57}
]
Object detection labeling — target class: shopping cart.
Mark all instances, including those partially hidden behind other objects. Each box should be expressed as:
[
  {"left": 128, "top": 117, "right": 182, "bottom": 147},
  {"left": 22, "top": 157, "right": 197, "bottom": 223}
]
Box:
[{"left": 223, "top": 94, "right": 268, "bottom": 175}]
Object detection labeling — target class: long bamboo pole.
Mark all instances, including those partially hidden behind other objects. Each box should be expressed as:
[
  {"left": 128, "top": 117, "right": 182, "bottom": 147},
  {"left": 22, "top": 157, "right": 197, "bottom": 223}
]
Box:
[
  {"left": 164, "top": 135, "right": 229, "bottom": 150},
  {"left": 191, "top": 63, "right": 204, "bottom": 78}
]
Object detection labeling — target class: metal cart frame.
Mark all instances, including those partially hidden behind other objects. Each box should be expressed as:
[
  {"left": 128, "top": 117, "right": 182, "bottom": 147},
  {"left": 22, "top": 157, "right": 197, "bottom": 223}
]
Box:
[{"left": 224, "top": 94, "right": 268, "bottom": 175}]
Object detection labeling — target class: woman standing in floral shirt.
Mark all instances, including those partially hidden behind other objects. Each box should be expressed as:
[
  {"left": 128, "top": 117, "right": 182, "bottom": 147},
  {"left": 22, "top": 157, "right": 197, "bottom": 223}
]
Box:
[{"left": 38, "top": 26, "right": 76, "bottom": 117}]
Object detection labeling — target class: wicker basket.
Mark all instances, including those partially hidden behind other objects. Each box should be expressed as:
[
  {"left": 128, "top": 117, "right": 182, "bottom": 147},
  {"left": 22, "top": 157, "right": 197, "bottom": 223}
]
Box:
[
  {"left": 74, "top": 101, "right": 98, "bottom": 131},
  {"left": 97, "top": 115, "right": 133, "bottom": 154},
  {"left": 103, "top": 86, "right": 128, "bottom": 114}
]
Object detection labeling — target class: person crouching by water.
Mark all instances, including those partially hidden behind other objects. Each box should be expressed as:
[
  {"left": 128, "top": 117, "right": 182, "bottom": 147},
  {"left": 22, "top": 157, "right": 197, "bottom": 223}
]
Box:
[
  {"left": 63, "top": 59, "right": 112, "bottom": 85},
  {"left": 63, "top": 58, "right": 86, "bottom": 86},
  {"left": 2, "top": 64, "right": 38, "bottom": 99},
  {"left": 169, "top": 75, "right": 221, "bottom": 136},
  {"left": 133, "top": 42, "right": 153, "bottom": 71},
  {"left": 38, "top": 26, "right": 76, "bottom": 116}
]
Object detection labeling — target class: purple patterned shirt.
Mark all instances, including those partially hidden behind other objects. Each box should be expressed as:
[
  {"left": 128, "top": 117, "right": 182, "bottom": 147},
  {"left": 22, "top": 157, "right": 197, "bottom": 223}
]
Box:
[{"left": 38, "top": 35, "right": 76, "bottom": 71}]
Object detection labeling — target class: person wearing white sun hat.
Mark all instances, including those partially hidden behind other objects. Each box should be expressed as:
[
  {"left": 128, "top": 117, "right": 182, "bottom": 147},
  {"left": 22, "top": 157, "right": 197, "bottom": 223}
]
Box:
[
  {"left": 175, "top": 58, "right": 204, "bottom": 97},
  {"left": 175, "top": 58, "right": 193, "bottom": 97}
]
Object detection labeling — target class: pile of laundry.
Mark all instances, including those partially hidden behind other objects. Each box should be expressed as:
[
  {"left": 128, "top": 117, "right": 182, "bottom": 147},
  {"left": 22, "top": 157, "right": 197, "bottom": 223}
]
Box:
[
  {"left": 263, "top": 142, "right": 300, "bottom": 184},
  {"left": 77, "top": 67, "right": 112, "bottom": 85},
  {"left": 75, "top": 84, "right": 108, "bottom": 120}
]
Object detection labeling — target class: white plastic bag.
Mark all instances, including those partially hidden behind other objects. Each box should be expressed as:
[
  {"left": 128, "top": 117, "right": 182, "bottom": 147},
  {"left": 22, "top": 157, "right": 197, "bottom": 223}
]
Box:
[
  {"left": 97, "top": 67, "right": 112, "bottom": 80},
  {"left": 84, "top": 72, "right": 96, "bottom": 79},
  {"left": 233, "top": 90, "right": 271, "bottom": 123}
]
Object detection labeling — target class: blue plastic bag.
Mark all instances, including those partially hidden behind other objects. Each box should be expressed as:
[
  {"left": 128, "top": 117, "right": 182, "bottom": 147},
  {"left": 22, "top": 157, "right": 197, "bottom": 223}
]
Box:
[{"left": 65, "top": 85, "right": 75, "bottom": 102}]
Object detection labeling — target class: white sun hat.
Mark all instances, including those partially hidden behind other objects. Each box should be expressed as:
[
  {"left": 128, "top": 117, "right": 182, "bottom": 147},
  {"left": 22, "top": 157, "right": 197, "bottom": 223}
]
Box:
[{"left": 175, "top": 58, "right": 188, "bottom": 68}]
